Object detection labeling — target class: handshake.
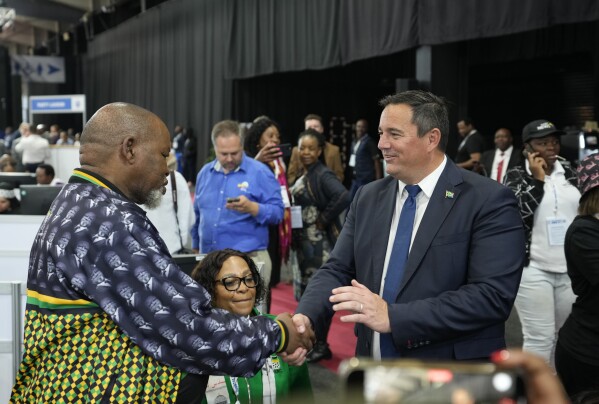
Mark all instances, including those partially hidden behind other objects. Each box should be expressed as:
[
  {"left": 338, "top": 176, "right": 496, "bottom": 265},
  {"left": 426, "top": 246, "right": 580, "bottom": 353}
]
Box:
[{"left": 275, "top": 313, "right": 316, "bottom": 365}]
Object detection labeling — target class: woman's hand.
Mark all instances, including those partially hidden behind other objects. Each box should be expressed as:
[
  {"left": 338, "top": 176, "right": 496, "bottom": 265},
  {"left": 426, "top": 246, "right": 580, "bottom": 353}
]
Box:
[{"left": 254, "top": 141, "right": 282, "bottom": 163}]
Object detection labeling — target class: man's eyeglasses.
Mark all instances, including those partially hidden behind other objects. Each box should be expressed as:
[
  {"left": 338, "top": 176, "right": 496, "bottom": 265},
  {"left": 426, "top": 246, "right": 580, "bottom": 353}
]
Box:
[{"left": 215, "top": 275, "right": 258, "bottom": 291}]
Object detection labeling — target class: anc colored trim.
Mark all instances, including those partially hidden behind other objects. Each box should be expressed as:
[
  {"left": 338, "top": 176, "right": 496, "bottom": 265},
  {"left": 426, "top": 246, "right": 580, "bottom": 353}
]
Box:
[
  {"left": 27, "top": 289, "right": 98, "bottom": 310},
  {"left": 72, "top": 170, "right": 110, "bottom": 189}
]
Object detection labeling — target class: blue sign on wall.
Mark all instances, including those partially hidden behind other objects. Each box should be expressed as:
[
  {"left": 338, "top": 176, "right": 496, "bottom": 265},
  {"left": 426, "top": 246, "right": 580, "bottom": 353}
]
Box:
[{"left": 31, "top": 98, "right": 72, "bottom": 111}]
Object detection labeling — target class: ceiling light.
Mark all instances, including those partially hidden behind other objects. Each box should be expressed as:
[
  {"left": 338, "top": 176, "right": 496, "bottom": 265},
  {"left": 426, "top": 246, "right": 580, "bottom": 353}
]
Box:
[{"left": 0, "top": 0, "right": 16, "bottom": 31}]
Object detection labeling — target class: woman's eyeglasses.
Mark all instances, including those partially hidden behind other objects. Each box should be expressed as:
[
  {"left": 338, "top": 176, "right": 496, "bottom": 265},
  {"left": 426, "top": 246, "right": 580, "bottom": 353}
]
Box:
[{"left": 215, "top": 275, "right": 257, "bottom": 291}]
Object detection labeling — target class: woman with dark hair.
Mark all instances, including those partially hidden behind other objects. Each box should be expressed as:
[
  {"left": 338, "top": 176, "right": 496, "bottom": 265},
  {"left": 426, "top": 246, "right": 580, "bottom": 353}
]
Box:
[
  {"left": 0, "top": 182, "right": 20, "bottom": 214},
  {"left": 555, "top": 152, "right": 599, "bottom": 398},
  {"left": 290, "top": 129, "right": 349, "bottom": 362},
  {"left": 190, "top": 249, "right": 312, "bottom": 403},
  {"left": 244, "top": 117, "right": 292, "bottom": 296}
]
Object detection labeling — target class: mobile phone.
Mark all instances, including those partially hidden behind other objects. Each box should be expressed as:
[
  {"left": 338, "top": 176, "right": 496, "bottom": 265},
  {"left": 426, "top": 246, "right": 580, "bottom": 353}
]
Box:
[
  {"left": 226, "top": 197, "right": 240, "bottom": 203},
  {"left": 339, "top": 358, "right": 526, "bottom": 403},
  {"left": 522, "top": 144, "right": 533, "bottom": 158},
  {"left": 278, "top": 143, "right": 292, "bottom": 158}
]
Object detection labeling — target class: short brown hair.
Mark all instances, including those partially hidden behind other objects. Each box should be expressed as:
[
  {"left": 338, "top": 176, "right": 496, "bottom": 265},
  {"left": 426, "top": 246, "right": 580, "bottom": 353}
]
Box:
[{"left": 578, "top": 187, "right": 599, "bottom": 216}]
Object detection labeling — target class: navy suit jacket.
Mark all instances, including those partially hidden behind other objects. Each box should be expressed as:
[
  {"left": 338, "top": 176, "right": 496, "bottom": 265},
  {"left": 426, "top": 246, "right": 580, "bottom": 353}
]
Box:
[{"left": 296, "top": 158, "right": 525, "bottom": 360}]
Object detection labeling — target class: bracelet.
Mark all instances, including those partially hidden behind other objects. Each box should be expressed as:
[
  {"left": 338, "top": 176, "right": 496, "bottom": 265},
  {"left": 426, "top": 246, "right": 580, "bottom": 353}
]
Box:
[{"left": 274, "top": 319, "right": 289, "bottom": 353}]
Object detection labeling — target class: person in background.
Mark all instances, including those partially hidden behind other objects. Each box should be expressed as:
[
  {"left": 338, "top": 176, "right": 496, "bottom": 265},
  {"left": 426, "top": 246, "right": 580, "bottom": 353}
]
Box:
[
  {"left": 455, "top": 117, "right": 485, "bottom": 170},
  {"left": 287, "top": 114, "right": 344, "bottom": 185},
  {"left": 288, "top": 90, "right": 524, "bottom": 364},
  {"left": 0, "top": 125, "right": 11, "bottom": 140},
  {"left": 15, "top": 122, "right": 49, "bottom": 172},
  {"left": 182, "top": 127, "right": 197, "bottom": 185},
  {"left": 349, "top": 118, "right": 382, "bottom": 201},
  {"left": 36, "top": 163, "right": 64, "bottom": 186},
  {"left": 479, "top": 128, "right": 522, "bottom": 182},
  {"left": 0, "top": 155, "right": 18, "bottom": 172},
  {"left": 290, "top": 128, "right": 349, "bottom": 362},
  {"left": 56, "top": 131, "right": 74, "bottom": 145},
  {"left": 556, "top": 152, "right": 599, "bottom": 397},
  {"left": 9, "top": 122, "right": 30, "bottom": 171},
  {"left": 243, "top": 116, "right": 292, "bottom": 293},
  {"left": 11, "top": 102, "right": 313, "bottom": 403},
  {"left": 5, "top": 123, "right": 25, "bottom": 151},
  {"left": 0, "top": 182, "right": 20, "bottom": 214},
  {"left": 144, "top": 153, "right": 195, "bottom": 254},
  {"left": 172, "top": 125, "right": 186, "bottom": 172},
  {"left": 48, "top": 124, "right": 61, "bottom": 144},
  {"left": 504, "top": 119, "right": 579, "bottom": 367},
  {"left": 193, "top": 120, "right": 284, "bottom": 314},
  {"left": 191, "top": 249, "right": 313, "bottom": 404}
]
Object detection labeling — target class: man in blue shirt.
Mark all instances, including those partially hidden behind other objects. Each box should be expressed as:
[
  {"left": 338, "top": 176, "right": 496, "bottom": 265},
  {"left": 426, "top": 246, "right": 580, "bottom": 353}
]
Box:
[{"left": 193, "top": 120, "right": 284, "bottom": 306}]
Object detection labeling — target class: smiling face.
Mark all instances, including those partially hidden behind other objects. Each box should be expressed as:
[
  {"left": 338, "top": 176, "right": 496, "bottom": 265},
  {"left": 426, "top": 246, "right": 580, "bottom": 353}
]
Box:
[
  {"left": 258, "top": 125, "right": 280, "bottom": 148},
  {"left": 213, "top": 256, "right": 256, "bottom": 316},
  {"left": 378, "top": 103, "right": 438, "bottom": 184}
]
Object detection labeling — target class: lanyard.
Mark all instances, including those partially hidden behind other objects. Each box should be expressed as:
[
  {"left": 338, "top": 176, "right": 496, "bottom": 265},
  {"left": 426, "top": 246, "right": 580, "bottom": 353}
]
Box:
[{"left": 548, "top": 176, "right": 558, "bottom": 215}]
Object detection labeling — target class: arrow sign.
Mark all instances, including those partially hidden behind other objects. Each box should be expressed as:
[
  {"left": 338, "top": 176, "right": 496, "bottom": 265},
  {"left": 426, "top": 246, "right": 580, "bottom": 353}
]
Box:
[{"left": 10, "top": 55, "right": 65, "bottom": 83}]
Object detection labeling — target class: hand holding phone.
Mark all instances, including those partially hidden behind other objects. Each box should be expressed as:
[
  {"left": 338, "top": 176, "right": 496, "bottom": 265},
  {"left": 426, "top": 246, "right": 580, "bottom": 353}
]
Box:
[
  {"left": 226, "top": 197, "right": 240, "bottom": 203},
  {"left": 278, "top": 143, "right": 292, "bottom": 158},
  {"left": 523, "top": 144, "right": 547, "bottom": 180},
  {"left": 255, "top": 142, "right": 283, "bottom": 163}
]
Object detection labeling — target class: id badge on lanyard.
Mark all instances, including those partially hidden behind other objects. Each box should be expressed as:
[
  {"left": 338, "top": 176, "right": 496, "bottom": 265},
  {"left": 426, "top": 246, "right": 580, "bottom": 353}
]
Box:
[{"left": 546, "top": 217, "right": 567, "bottom": 246}]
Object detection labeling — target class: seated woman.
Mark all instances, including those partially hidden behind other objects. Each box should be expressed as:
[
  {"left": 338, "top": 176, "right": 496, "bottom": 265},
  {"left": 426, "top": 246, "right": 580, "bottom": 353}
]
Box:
[
  {"left": 0, "top": 182, "right": 20, "bottom": 214},
  {"left": 190, "top": 249, "right": 313, "bottom": 404}
]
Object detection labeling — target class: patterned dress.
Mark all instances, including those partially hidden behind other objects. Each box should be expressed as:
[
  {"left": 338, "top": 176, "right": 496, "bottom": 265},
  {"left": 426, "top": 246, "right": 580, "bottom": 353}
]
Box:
[{"left": 11, "top": 169, "right": 285, "bottom": 403}]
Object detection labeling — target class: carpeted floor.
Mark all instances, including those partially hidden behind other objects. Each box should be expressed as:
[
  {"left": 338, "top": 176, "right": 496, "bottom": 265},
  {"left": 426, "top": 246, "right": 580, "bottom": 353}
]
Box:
[{"left": 270, "top": 282, "right": 357, "bottom": 373}]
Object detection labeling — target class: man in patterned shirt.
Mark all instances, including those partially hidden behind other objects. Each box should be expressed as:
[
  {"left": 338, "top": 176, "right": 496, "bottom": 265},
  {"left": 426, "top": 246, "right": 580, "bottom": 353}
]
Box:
[{"left": 11, "top": 102, "right": 313, "bottom": 403}]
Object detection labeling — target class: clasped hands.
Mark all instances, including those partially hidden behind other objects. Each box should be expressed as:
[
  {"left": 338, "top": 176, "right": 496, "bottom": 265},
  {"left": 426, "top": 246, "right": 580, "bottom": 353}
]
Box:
[{"left": 279, "top": 279, "right": 391, "bottom": 365}]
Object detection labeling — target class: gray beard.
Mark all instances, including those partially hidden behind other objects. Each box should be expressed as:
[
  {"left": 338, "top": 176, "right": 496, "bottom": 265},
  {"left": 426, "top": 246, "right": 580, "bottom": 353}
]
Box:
[{"left": 144, "top": 189, "right": 164, "bottom": 209}]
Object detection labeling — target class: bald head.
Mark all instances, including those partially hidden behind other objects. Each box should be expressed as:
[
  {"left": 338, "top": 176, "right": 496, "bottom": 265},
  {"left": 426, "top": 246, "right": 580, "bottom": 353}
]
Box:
[
  {"left": 80, "top": 103, "right": 160, "bottom": 165},
  {"left": 79, "top": 102, "right": 172, "bottom": 206}
]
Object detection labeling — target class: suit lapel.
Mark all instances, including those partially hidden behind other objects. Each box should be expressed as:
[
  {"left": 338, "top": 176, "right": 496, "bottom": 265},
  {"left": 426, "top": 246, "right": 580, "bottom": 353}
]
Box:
[
  {"left": 397, "top": 161, "right": 463, "bottom": 296},
  {"left": 371, "top": 177, "right": 398, "bottom": 293}
]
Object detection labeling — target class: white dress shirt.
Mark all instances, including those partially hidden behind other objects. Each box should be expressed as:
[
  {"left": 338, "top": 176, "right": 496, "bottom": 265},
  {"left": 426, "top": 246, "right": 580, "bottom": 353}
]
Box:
[
  {"left": 490, "top": 145, "right": 513, "bottom": 183},
  {"left": 144, "top": 170, "right": 195, "bottom": 254},
  {"left": 373, "top": 156, "right": 447, "bottom": 359}
]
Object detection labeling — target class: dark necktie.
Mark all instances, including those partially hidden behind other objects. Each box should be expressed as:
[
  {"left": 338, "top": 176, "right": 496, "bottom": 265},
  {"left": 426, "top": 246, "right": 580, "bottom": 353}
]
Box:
[
  {"left": 380, "top": 184, "right": 421, "bottom": 358},
  {"left": 496, "top": 152, "right": 505, "bottom": 182}
]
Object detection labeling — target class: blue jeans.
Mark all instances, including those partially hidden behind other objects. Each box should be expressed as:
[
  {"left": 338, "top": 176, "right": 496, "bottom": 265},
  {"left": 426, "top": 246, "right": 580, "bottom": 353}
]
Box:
[{"left": 515, "top": 265, "right": 575, "bottom": 367}]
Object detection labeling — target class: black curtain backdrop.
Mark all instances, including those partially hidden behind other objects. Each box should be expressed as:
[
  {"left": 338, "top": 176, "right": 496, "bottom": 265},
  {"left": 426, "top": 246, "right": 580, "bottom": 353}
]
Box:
[{"left": 83, "top": 0, "right": 599, "bottom": 166}]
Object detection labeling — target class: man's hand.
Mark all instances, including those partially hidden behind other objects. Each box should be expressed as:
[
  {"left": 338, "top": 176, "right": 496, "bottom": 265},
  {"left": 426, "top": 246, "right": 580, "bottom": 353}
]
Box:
[
  {"left": 275, "top": 312, "right": 315, "bottom": 366},
  {"left": 226, "top": 195, "right": 259, "bottom": 216},
  {"left": 254, "top": 141, "right": 282, "bottom": 164},
  {"left": 330, "top": 279, "right": 391, "bottom": 333},
  {"left": 492, "top": 349, "right": 568, "bottom": 404}
]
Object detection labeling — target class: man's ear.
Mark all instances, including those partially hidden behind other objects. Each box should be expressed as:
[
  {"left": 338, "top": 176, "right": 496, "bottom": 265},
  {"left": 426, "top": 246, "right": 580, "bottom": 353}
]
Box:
[
  {"left": 427, "top": 128, "right": 441, "bottom": 150},
  {"left": 121, "top": 137, "right": 136, "bottom": 163}
]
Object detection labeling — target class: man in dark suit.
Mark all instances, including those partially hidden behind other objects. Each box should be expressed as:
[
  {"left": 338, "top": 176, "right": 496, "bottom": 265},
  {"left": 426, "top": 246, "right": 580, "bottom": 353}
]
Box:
[
  {"left": 479, "top": 128, "right": 522, "bottom": 183},
  {"left": 288, "top": 90, "right": 525, "bottom": 361}
]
